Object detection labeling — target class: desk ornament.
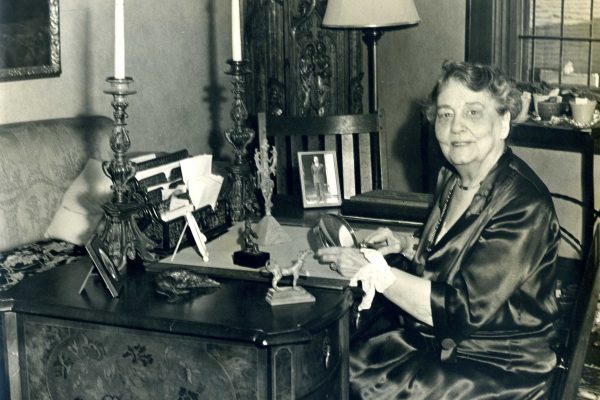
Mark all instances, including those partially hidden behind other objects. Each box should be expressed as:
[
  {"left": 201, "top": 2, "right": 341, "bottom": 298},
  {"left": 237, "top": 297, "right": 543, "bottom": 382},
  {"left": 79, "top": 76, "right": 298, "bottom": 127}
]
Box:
[
  {"left": 262, "top": 249, "right": 315, "bottom": 306},
  {"left": 132, "top": 151, "right": 230, "bottom": 255},
  {"left": 221, "top": 59, "right": 258, "bottom": 223},
  {"left": 254, "top": 142, "right": 290, "bottom": 245},
  {"left": 154, "top": 267, "right": 220, "bottom": 303},
  {"left": 81, "top": 77, "right": 158, "bottom": 298},
  {"left": 232, "top": 219, "right": 270, "bottom": 268}
]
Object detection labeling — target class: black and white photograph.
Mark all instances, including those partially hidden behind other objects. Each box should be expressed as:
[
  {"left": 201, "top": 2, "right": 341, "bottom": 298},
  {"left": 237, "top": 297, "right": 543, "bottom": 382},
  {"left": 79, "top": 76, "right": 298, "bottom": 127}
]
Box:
[
  {"left": 1, "top": 0, "right": 600, "bottom": 398},
  {"left": 298, "top": 150, "right": 342, "bottom": 208}
]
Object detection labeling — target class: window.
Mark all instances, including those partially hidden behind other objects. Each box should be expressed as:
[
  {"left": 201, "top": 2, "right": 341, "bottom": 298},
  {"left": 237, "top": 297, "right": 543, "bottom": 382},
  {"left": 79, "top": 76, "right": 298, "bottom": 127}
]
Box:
[{"left": 467, "top": 0, "right": 600, "bottom": 89}]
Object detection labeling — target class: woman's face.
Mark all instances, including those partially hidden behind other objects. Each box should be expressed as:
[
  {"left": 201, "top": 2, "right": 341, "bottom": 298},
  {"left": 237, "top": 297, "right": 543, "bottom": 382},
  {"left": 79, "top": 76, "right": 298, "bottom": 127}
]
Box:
[{"left": 434, "top": 78, "right": 510, "bottom": 171}]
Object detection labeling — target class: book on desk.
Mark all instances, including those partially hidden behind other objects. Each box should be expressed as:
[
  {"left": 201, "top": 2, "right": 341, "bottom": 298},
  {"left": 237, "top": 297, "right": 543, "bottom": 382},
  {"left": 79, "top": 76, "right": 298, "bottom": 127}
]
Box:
[{"left": 340, "top": 190, "right": 433, "bottom": 225}]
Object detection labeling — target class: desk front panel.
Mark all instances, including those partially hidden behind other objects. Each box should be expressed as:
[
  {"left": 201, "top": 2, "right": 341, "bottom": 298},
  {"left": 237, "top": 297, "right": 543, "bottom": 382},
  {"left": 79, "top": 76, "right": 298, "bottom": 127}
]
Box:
[{"left": 5, "top": 312, "right": 348, "bottom": 400}]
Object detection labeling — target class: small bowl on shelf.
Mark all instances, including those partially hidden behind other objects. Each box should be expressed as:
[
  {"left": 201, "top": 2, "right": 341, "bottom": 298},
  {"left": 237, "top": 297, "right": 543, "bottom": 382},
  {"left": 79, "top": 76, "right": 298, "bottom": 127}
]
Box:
[{"left": 537, "top": 100, "right": 564, "bottom": 121}]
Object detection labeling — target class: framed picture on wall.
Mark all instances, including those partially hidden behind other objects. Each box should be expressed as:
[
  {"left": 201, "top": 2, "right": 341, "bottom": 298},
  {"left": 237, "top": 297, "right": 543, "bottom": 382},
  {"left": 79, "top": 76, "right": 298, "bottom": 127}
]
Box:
[
  {"left": 298, "top": 150, "right": 342, "bottom": 209},
  {"left": 0, "top": 0, "right": 61, "bottom": 82}
]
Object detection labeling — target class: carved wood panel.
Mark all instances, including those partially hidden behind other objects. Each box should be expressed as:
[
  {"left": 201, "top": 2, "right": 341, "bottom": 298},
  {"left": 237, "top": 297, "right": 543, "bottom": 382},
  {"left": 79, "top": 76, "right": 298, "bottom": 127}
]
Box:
[{"left": 244, "top": 0, "right": 363, "bottom": 117}]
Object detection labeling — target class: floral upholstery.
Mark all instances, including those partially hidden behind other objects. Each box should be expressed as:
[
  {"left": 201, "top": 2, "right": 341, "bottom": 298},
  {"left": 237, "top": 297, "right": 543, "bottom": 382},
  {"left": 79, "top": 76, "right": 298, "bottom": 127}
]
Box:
[
  {"left": 0, "top": 239, "right": 85, "bottom": 290},
  {"left": 0, "top": 117, "right": 112, "bottom": 252},
  {"left": 0, "top": 117, "right": 112, "bottom": 287}
]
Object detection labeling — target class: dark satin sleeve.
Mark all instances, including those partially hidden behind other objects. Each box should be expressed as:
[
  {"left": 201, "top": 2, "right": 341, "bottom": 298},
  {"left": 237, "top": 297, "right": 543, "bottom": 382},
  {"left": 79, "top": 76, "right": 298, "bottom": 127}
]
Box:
[{"left": 429, "top": 193, "right": 560, "bottom": 342}]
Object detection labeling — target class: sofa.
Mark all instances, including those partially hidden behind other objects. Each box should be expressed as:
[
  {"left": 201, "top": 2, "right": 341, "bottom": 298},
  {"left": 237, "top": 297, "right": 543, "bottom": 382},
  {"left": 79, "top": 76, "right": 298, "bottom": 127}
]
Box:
[{"left": 0, "top": 116, "right": 113, "bottom": 290}]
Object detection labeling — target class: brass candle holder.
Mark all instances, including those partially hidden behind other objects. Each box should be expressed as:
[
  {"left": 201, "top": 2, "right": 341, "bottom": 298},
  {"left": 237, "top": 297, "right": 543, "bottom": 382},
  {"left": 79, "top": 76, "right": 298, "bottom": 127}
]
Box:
[
  {"left": 81, "top": 77, "right": 156, "bottom": 297},
  {"left": 223, "top": 59, "right": 257, "bottom": 223}
]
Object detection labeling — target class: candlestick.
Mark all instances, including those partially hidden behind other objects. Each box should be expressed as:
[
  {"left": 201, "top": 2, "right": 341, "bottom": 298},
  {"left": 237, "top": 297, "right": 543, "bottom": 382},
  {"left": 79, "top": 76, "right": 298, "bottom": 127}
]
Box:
[
  {"left": 81, "top": 77, "right": 156, "bottom": 298},
  {"left": 114, "top": 0, "right": 125, "bottom": 79},
  {"left": 231, "top": 0, "right": 242, "bottom": 61},
  {"left": 223, "top": 59, "right": 257, "bottom": 222}
]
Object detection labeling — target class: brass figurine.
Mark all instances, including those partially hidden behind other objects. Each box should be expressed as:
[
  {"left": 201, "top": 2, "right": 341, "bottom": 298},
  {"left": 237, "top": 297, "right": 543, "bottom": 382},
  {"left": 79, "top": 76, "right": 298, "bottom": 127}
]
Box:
[
  {"left": 232, "top": 218, "right": 270, "bottom": 269},
  {"left": 254, "top": 142, "right": 290, "bottom": 245},
  {"left": 263, "top": 250, "right": 315, "bottom": 306}
]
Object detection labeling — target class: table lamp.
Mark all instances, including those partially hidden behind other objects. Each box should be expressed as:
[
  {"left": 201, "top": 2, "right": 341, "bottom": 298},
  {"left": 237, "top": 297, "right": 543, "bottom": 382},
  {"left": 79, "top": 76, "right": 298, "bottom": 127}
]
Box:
[{"left": 322, "top": 0, "right": 420, "bottom": 114}]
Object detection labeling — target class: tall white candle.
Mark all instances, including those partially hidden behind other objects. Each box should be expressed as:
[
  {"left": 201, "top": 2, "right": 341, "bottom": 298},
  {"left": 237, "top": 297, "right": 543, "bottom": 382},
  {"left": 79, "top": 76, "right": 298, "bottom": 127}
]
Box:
[
  {"left": 114, "top": 0, "right": 125, "bottom": 79},
  {"left": 231, "top": 0, "right": 242, "bottom": 61}
]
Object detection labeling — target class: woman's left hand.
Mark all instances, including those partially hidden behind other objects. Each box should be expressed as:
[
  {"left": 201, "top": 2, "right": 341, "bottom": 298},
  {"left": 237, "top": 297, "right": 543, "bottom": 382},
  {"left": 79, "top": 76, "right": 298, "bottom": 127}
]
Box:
[{"left": 316, "top": 247, "right": 368, "bottom": 277}]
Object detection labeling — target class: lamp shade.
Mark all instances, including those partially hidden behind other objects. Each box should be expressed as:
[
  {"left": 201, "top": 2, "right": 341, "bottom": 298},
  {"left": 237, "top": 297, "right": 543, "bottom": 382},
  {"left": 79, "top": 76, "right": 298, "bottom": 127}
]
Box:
[{"left": 323, "top": 0, "right": 420, "bottom": 28}]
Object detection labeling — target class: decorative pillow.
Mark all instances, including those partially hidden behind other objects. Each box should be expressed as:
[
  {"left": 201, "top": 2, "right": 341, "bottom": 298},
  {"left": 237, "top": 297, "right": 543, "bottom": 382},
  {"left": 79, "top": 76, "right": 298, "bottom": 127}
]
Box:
[
  {"left": 44, "top": 159, "right": 112, "bottom": 246},
  {"left": 0, "top": 239, "right": 85, "bottom": 291}
]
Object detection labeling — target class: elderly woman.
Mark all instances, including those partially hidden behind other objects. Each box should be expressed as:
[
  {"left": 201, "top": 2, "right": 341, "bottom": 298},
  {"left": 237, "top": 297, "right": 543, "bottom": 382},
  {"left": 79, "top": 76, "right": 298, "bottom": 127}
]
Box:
[{"left": 316, "top": 61, "right": 560, "bottom": 399}]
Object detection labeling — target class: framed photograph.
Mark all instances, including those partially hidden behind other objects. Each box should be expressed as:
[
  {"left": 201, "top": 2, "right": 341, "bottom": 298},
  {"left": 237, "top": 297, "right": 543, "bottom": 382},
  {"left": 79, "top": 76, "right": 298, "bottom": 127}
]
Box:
[
  {"left": 0, "top": 0, "right": 61, "bottom": 82},
  {"left": 82, "top": 235, "right": 122, "bottom": 298},
  {"left": 298, "top": 150, "right": 342, "bottom": 208}
]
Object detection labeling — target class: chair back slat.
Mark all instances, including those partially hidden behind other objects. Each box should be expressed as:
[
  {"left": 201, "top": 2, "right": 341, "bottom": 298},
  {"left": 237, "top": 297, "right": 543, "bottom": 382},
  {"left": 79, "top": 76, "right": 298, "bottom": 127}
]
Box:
[
  {"left": 340, "top": 133, "right": 356, "bottom": 199},
  {"left": 508, "top": 125, "right": 595, "bottom": 260},
  {"left": 258, "top": 112, "right": 384, "bottom": 199}
]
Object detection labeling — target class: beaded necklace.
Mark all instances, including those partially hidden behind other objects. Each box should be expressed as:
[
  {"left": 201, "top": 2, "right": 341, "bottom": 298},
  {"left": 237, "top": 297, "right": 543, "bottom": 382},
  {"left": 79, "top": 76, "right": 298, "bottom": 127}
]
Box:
[
  {"left": 457, "top": 180, "right": 481, "bottom": 191},
  {"left": 426, "top": 178, "right": 457, "bottom": 252}
]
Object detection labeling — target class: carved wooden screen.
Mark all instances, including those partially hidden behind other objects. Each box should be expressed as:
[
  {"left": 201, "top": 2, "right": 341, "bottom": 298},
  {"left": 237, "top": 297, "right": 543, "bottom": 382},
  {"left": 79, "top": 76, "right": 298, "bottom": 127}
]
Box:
[{"left": 243, "top": 0, "right": 364, "bottom": 118}]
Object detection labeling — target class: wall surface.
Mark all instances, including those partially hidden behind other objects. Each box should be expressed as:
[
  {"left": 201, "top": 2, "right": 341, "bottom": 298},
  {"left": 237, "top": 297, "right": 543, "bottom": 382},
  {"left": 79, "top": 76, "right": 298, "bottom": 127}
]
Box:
[
  {"left": 0, "top": 0, "right": 236, "bottom": 160},
  {"left": 6, "top": 1, "right": 592, "bottom": 208},
  {"left": 378, "top": 1, "right": 466, "bottom": 192}
]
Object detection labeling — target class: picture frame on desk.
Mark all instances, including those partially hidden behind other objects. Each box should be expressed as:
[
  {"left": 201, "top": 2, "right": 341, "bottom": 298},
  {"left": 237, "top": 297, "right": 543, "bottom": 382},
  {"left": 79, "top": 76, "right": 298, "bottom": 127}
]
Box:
[
  {"left": 298, "top": 150, "right": 342, "bottom": 209},
  {"left": 83, "top": 235, "right": 122, "bottom": 298}
]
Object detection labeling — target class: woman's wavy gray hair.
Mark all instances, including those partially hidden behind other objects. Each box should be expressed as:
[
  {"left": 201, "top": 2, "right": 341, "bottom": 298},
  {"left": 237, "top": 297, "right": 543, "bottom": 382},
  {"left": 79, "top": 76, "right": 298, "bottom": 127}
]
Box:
[{"left": 423, "top": 60, "right": 522, "bottom": 123}]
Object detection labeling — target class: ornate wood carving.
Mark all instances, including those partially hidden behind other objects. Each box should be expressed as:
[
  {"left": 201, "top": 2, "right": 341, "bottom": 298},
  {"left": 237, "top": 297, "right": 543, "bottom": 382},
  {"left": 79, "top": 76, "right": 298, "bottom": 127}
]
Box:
[{"left": 244, "top": 0, "right": 363, "bottom": 117}]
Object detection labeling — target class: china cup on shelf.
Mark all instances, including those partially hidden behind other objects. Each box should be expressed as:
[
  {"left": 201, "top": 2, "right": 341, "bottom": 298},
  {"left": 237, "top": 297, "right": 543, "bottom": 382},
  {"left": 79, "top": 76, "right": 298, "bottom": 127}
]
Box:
[{"left": 570, "top": 98, "right": 598, "bottom": 124}]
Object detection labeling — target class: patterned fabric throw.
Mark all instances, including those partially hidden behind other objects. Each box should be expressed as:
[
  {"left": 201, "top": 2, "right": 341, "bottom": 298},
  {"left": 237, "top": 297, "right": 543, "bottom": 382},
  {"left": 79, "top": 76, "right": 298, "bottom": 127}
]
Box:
[{"left": 0, "top": 239, "right": 84, "bottom": 290}]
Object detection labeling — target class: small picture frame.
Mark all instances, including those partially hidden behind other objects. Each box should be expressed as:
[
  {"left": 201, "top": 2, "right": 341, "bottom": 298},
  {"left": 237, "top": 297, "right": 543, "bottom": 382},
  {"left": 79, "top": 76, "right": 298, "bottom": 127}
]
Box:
[
  {"left": 298, "top": 150, "right": 342, "bottom": 208},
  {"left": 81, "top": 235, "right": 122, "bottom": 298}
]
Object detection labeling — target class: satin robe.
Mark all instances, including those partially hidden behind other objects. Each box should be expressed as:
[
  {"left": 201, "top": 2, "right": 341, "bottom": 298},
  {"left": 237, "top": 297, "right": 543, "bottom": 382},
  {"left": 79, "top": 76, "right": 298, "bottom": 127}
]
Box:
[{"left": 350, "top": 149, "right": 561, "bottom": 400}]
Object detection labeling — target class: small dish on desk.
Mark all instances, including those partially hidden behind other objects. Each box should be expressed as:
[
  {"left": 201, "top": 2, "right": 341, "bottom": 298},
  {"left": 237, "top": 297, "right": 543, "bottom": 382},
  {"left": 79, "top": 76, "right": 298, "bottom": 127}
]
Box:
[{"left": 154, "top": 267, "right": 220, "bottom": 302}]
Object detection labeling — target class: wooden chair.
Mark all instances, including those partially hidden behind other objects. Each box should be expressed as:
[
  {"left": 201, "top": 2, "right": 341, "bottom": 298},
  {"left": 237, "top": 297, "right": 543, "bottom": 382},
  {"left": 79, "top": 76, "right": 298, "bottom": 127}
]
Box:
[
  {"left": 507, "top": 124, "right": 599, "bottom": 400},
  {"left": 256, "top": 112, "right": 386, "bottom": 200}
]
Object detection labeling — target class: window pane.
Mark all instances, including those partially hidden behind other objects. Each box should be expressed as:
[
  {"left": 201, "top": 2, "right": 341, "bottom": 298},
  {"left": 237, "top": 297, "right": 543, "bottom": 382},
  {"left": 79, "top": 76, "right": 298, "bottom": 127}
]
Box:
[
  {"left": 535, "top": 0, "right": 563, "bottom": 36},
  {"left": 534, "top": 39, "right": 561, "bottom": 82},
  {"left": 592, "top": 42, "right": 600, "bottom": 87},
  {"left": 563, "top": 40, "right": 595, "bottom": 86},
  {"left": 564, "top": 0, "right": 593, "bottom": 33}
]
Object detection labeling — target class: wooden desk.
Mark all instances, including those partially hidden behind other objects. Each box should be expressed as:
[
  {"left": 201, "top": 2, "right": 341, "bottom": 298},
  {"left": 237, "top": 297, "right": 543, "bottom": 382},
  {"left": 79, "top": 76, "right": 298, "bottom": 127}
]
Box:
[
  {"left": 158, "top": 223, "right": 362, "bottom": 290},
  {"left": 0, "top": 258, "right": 353, "bottom": 399}
]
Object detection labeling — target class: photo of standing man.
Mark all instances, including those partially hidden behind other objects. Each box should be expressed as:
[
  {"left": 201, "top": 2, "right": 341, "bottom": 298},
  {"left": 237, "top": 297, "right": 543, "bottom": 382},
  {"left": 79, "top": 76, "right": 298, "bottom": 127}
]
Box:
[{"left": 311, "top": 155, "right": 327, "bottom": 203}]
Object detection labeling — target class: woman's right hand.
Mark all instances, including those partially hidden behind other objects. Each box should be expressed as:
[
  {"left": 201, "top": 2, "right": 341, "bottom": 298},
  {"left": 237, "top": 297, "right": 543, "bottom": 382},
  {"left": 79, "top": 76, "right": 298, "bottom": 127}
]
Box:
[{"left": 364, "top": 228, "right": 406, "bottom": 256}]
